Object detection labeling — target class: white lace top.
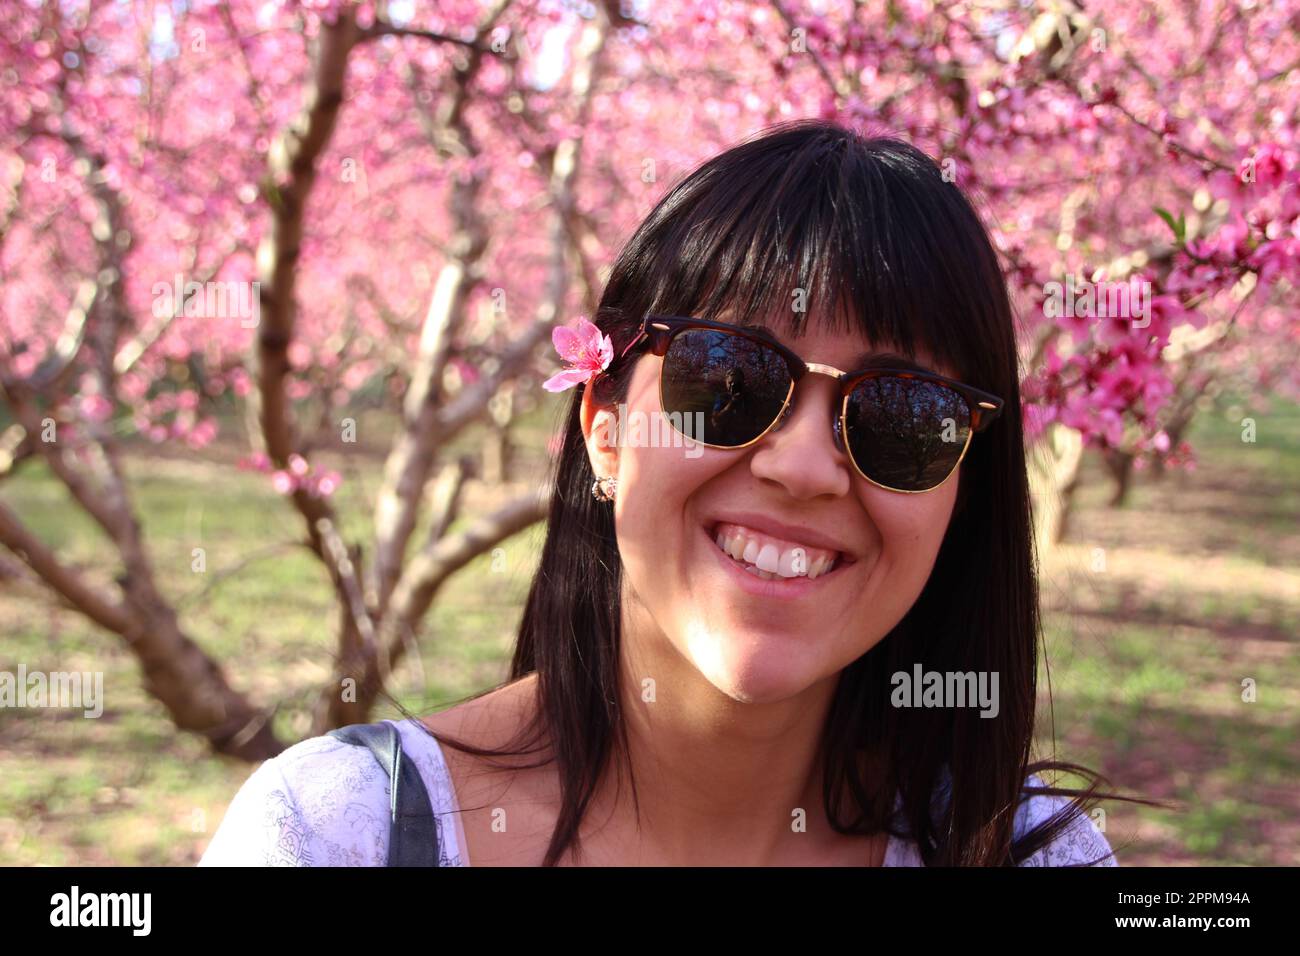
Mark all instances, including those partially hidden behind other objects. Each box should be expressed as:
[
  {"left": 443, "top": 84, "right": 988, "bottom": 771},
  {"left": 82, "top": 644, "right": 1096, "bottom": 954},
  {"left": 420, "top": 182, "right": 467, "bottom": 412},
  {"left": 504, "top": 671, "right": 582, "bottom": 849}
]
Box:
[{"left": 199, "top": 717, "right": 1117, "bottom": 867}]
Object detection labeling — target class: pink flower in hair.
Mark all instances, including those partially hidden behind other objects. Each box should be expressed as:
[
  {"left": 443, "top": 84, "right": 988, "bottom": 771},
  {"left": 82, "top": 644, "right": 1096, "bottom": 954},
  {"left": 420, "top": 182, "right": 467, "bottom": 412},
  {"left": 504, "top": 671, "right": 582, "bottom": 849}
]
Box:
[{"left": 543, "top": 316, "right": 613, "bottom": 392}]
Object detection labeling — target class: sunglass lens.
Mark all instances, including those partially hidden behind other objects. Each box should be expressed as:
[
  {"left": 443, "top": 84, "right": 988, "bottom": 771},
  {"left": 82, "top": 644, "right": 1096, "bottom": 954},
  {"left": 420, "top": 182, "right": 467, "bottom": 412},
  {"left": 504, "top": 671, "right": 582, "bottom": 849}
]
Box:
[
  {"left": 661, "top": 329, "right": 791, "bottom": 447},
  {"left": 843, "top": 377, "right": 971, "bottom": 491}
]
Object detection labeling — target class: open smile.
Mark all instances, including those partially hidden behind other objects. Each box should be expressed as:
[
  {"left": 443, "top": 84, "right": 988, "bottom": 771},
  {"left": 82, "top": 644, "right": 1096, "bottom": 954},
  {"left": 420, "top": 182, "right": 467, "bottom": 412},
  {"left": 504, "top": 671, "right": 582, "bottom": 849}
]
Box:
[{"left": 701, "top": 521, "right": 855, "bottom": 600}]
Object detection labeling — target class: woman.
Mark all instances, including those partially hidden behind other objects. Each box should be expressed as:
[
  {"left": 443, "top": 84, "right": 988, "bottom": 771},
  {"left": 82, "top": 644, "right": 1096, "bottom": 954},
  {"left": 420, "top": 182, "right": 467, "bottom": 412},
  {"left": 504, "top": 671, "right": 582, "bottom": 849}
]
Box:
[{"left": 202, "top": 119, "right": 1124, "bottom": 867}]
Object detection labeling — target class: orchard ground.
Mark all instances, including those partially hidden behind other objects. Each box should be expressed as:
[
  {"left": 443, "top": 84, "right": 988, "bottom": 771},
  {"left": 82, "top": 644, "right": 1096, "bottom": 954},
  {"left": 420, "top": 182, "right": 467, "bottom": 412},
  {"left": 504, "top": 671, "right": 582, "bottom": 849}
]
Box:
[{"left": 1, "top": 397, "right": 1297, "bottom": 865}]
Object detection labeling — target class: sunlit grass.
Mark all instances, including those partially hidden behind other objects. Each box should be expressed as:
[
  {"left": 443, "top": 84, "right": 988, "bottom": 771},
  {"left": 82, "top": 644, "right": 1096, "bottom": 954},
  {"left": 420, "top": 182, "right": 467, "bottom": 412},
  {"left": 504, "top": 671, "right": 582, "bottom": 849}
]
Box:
[{"left": 1032, "top": 396, "right": 1300, "bottom": 865}]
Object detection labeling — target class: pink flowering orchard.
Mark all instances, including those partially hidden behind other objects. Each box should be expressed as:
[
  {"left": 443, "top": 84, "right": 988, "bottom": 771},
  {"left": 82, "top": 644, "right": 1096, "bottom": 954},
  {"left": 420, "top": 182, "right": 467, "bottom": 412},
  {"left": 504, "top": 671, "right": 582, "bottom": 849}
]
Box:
[{"left": 1, "top": 0, "right": 1296, "bottom": 759}]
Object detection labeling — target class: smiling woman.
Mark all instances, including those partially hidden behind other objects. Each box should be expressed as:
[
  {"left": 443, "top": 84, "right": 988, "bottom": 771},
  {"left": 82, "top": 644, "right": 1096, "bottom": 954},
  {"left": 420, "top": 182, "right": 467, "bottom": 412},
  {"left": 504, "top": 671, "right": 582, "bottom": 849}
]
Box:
[{"left": 202, "top": 118, "right": 1133, "bottom": 867}]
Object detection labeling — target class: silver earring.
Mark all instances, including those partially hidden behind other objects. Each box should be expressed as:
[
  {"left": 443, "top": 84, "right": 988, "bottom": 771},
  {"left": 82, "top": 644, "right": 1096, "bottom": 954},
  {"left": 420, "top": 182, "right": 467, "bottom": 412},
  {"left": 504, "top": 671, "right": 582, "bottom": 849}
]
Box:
[{"left": 591, "top": 475, "right": 618, "bottom": 502}]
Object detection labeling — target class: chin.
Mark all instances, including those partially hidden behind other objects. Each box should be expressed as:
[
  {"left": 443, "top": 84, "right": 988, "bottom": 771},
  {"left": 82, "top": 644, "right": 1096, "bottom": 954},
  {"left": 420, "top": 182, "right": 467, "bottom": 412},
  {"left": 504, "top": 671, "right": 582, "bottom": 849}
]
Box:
[{"left": 688, "top": 635, "right": 823, "bottom": 705}]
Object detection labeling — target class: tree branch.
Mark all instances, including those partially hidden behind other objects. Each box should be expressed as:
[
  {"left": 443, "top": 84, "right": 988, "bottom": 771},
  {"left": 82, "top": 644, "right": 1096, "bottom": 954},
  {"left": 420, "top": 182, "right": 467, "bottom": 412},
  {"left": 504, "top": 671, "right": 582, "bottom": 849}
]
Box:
[
  {"left": 368, "top": 0, "right": 517, "bottom": 615},
  {"left": 0, "top": 498, "right": 133, "bottom": 635},
  {"left": 377, "top": 486, "right": 549, "bottom": 662}
]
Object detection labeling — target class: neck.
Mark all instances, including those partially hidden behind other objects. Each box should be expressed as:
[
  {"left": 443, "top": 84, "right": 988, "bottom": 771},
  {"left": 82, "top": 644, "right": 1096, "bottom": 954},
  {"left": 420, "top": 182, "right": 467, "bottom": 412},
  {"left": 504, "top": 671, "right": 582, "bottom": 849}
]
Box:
[{"left": 587, "top": 590, "right": 845, "bottom": 866}]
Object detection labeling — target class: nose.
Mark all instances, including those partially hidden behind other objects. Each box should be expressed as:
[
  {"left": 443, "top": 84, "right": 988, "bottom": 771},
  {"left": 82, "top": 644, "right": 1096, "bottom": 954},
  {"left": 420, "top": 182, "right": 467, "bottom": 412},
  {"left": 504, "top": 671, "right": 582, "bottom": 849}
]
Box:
[{"left": 748, "top": 376, "right": 852, "bottom": 498}]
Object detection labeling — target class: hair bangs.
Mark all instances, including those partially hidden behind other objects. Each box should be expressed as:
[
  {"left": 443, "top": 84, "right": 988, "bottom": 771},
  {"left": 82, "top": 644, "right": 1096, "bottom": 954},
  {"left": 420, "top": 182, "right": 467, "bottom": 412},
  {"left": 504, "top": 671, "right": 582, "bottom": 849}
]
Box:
[{"left": 635, "top": 122, "right": 980, "bottom": 381}]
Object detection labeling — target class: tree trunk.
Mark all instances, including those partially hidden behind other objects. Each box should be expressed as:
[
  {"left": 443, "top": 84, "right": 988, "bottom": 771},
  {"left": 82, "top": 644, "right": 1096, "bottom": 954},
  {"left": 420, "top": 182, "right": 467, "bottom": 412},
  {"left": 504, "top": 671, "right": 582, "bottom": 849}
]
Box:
[
  {"left": 1103, "top": 448, "right": 1136, "bottom": 507},
  {"left": 0, "top": 500, "right": 282, "bottom": 760},
  {"left": 1027, "top": 423, "right": 1084, "bottom": 553}
]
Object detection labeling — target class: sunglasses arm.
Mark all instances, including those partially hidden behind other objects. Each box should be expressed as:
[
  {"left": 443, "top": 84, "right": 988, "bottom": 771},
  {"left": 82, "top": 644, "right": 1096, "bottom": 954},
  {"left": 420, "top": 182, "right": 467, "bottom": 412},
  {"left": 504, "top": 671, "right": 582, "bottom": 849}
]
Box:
[
  {"left": 615, "top": 318, "right": 677, "bottom": 365},
  {"left": 969, "top": 398, "right": 1004, "bottom": 432},
  {"left": 616, "top": 331, "right": 647, "bottom": 364}
]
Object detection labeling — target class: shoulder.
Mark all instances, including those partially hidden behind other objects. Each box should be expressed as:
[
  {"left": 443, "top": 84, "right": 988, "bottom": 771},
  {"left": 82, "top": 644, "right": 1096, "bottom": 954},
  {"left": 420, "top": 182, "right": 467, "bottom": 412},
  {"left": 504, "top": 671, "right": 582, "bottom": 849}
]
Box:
[
  {"left": 199, "top": 720, "right": 465, "bottom": 867},
  {"left": 199, "top": 730, "right": 392, "bottom": 866},
  {"left": 420, "top": 673, "right": 540, "bottom": 743},
  {"left": 418, "top": 675, "right": 550, "bottom": 801},
  {"left": 884, "top": 771, "right": 1118, "bottom": 867},
  {"left": 1012, "top": 773, "right": 1118, "bottom": 867},
  {"left": 420, "top": 676, "right": 563, "bottom": 865}
]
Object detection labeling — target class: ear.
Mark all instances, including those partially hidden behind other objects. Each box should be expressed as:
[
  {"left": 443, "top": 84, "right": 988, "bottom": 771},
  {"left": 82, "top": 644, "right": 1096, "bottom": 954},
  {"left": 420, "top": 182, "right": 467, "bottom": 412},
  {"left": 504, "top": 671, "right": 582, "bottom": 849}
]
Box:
[{"left": 580, "top": 383, "right": 620, "bottom": 481}]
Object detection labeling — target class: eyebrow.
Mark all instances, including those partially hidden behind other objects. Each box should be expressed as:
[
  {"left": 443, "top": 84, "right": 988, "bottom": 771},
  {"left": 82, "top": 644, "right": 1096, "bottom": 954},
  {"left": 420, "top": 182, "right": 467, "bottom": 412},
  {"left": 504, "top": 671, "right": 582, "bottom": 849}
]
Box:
[{"left": 736, "top": 321, "right": 939, "bottom": 375}]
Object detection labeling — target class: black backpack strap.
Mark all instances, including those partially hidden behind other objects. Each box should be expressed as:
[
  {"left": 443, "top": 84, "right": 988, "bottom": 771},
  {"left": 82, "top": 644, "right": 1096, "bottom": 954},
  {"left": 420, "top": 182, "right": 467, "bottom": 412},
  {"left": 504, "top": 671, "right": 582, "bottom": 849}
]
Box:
[{"left": 326, "top": 720, "right": 441, "bottom": 867}]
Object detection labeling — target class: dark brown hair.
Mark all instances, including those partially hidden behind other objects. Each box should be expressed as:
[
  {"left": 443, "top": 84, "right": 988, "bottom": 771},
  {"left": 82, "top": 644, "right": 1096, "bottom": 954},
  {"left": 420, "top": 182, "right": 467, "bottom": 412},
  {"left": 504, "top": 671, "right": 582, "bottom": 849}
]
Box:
[{"left": 400, "top": 118, "right": 1150, "bottom": 865}]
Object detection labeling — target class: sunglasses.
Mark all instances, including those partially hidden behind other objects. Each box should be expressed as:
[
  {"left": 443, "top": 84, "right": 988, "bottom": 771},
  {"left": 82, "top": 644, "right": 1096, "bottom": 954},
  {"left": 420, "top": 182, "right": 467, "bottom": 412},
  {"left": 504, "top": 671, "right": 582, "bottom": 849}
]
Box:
[{"left": 613, "top": 315, "right": 1004, "bottom": 494}]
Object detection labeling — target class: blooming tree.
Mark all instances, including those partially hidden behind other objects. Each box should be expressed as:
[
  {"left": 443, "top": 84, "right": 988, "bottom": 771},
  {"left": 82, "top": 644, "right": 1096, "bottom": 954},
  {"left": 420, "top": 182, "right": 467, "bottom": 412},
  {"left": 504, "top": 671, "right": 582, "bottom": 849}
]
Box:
[{"left": 0, "top": 0, "right": 1295, "bottom": 758}]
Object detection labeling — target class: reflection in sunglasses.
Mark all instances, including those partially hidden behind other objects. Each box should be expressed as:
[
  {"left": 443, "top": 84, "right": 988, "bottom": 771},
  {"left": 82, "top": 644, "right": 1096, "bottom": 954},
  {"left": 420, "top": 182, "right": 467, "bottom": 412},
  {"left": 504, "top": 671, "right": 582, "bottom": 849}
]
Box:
[{"left": 709, "top": 367, "right": 753, "bottom": 430}]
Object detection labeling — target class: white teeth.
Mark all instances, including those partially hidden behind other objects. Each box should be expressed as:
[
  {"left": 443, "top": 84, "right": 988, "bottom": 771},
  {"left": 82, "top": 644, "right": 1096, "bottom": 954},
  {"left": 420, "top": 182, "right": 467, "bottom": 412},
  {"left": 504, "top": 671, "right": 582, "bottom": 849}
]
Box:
[
  {"left": 719, "top": 531, "right": 746, "bottom": 564},
  {"left": 726, "top": 534, "right": 745, "bottom": 561},
  {"left": 712, "top": 525, "right": 839, "bottom": 580}
]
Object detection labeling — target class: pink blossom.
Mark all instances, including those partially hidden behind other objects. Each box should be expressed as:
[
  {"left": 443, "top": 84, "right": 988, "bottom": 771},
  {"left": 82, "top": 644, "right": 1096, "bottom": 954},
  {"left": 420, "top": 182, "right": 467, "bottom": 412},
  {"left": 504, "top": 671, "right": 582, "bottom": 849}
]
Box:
[
  {"left": 312, "top": 470, "right": 342, "bottom": 497},
  {"left": 287, "top": 341, "right": 312, "bottom": 369},
  {"left": 286, "top": 379, "right": 313, "bottom": 400},
  {"left": 229, "top": 368, "right": 252, "bottom": 397},
  {"left": 270, "top": 470, "right": 297, "bottom": 495},
  {"left": 186, "top": 417, "right": 218, "bottom": 449},
  {"left": 78, "top": 393, "right": 113, "bottom": 423},
  {"left": 542, "top": 317, "right": 613, "bottom": 393},
  {"left": 1, "top": 0, "right": 1295, "bottom": 509},
  {"left": 1251, "top": 143, "right": 1291, "bottom": 189}
]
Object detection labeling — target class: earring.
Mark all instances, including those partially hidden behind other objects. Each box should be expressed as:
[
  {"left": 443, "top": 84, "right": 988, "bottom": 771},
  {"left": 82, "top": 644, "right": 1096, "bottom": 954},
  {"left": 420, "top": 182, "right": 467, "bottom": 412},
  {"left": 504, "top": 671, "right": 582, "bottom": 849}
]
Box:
[{"left": 591, "top": 475, "right": 618, "bottom": 502}]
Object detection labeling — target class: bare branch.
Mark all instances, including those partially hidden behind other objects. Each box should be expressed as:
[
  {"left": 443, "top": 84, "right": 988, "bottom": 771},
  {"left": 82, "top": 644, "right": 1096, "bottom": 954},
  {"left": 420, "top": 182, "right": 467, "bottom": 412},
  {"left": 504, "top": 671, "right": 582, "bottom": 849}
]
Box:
[
  {"left": 315, "top": 515, "right": 378, "bottom": 654},
  {"left": 0, "top": 497, "right": 133, "bottom": 635},
  {"left": 0, "top": 424, "right": 33, "bottom": 478},
  {"left": 427, "top": 455, "right": 475, "bottom": 544},
  {"left": 770, "top": 0, "right": 844, "bottom": 99},
  {"left": 431, "top": 14, "right": 613, "bottom": 448},
  {"left": 27, "top": 278, "right": 96, "bottom": 392},
  {"left": 369, "top": 0, "right": 519, "bottom": 615},
  {"left": 378, "top": 486, "right": 549, "bottom": 659},
  {"left": 359, "top": 22, "right": 498, "bottom": 53}
]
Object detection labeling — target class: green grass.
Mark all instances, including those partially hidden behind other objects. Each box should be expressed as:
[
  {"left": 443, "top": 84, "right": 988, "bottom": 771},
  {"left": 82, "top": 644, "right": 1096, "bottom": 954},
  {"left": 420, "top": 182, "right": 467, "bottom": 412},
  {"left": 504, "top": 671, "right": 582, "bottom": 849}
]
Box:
[
  {"left": 1, "top": 392, "right": 1297, "bottom": 864},
  {"left": 0, "top": 396, "right": 566, "bottom": 864},
  {"left": 1030, "top": 395, "right": 1300, "bottom": 865}
]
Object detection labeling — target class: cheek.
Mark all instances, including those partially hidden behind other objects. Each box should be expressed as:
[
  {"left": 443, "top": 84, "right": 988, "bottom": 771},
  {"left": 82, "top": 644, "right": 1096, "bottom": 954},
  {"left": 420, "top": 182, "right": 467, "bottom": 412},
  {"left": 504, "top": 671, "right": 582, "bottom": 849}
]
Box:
[
  {"left": 613, "top": 444, "right": 735, "bottom": 571},
  {"left": 610, "top": 359, "right": 741, "bottom": 532},
  {"left": 608, "top": 384, "right": 736, "bottom": 595},
  {"left": 857, "top": 479, "right": 957, "bottom": 581}
]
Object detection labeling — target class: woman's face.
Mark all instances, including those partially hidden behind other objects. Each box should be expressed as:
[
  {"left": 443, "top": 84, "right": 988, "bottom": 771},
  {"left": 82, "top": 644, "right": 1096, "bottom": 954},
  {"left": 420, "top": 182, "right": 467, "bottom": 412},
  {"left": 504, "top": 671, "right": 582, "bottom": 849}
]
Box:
[{"left": 582, "top": 318, "right": 961, "bottom": 705}]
